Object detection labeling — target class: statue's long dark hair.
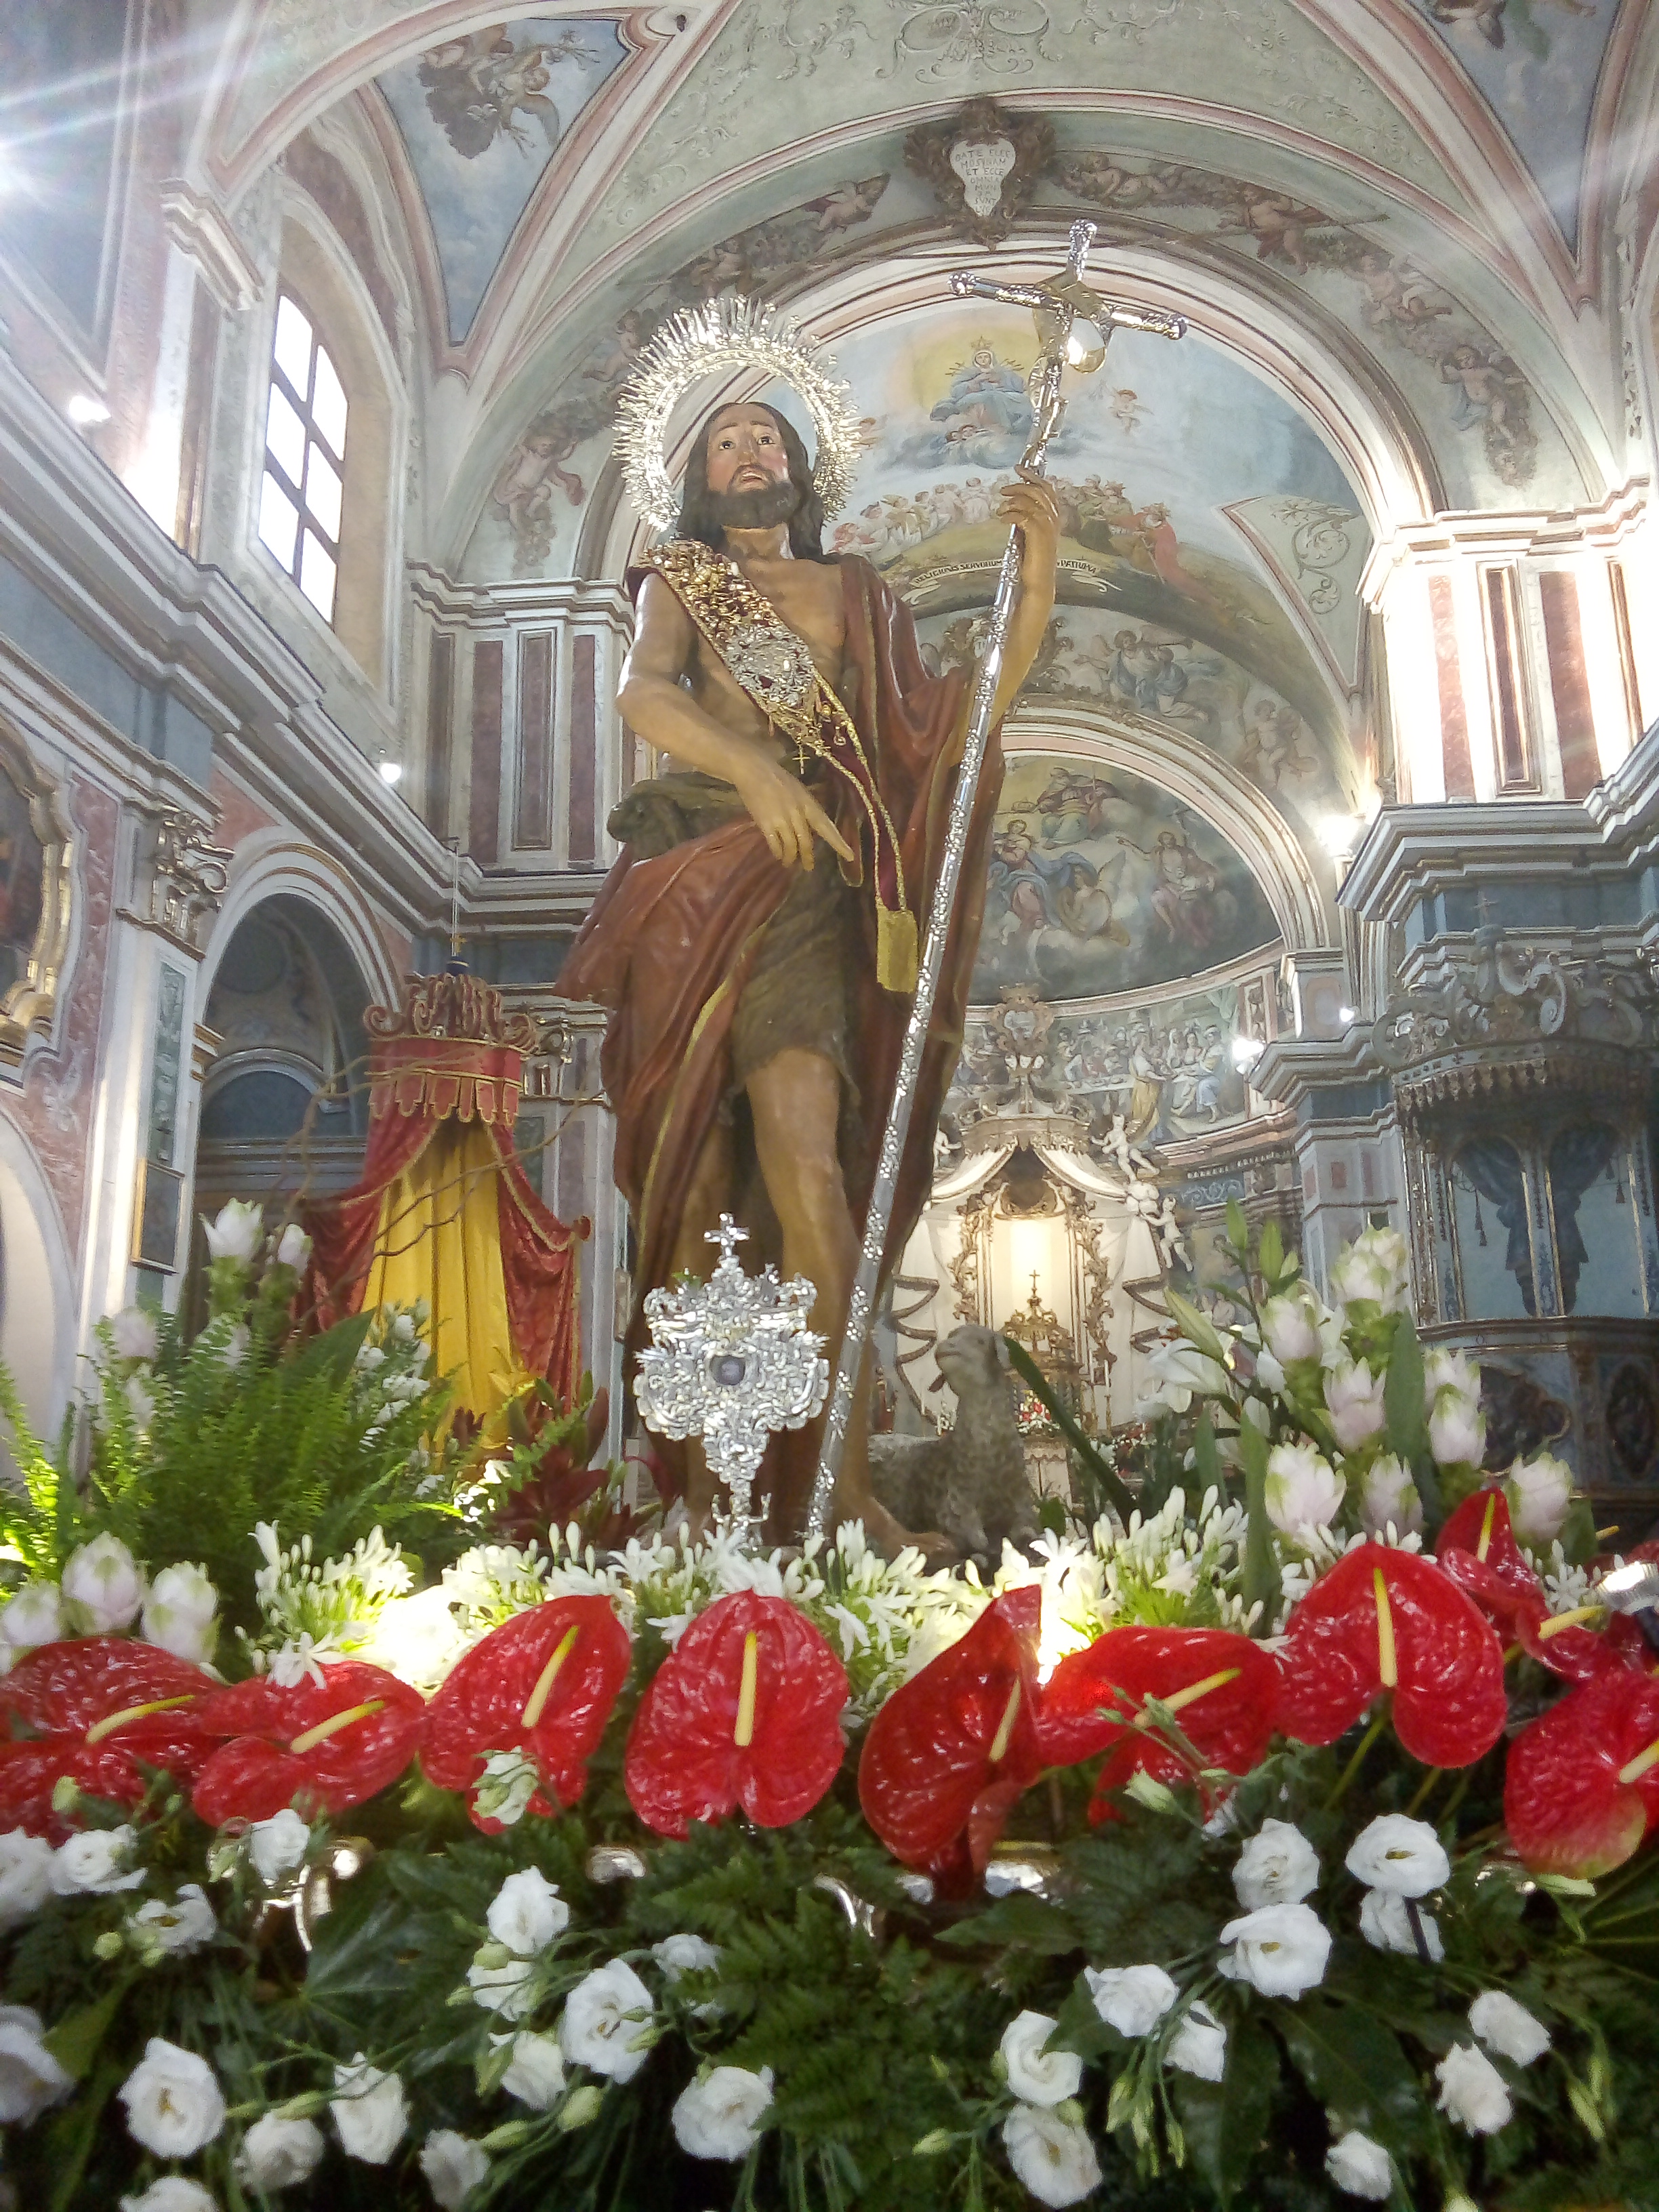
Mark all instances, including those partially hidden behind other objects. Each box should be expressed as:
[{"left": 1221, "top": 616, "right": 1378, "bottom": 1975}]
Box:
[{"left": 674, "top": 404, "right": 828, "bottom": 560}]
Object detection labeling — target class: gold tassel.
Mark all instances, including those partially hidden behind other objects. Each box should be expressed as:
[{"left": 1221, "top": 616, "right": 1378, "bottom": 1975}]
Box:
[{"left": 876, "top": 905, "right": 919, "bottom": 994}]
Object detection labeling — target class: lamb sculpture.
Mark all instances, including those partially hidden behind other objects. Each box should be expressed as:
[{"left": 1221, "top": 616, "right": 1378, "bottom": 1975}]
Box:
[{"left": 867, "top": 1324, "right": 1042, "bottom": 1565}]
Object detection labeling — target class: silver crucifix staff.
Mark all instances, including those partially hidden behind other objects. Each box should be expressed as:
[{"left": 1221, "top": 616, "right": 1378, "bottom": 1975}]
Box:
[{"left": 803, "top": 219, "right": 1187, "bottom": 1539}]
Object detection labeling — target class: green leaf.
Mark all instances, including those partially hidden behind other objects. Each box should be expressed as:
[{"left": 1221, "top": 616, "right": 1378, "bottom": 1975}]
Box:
[
  {"left": 1257, "top": 1218, "right": 1284, "bottom": 1286},
  {"left": 1383, "top": 1316, "right": 1425, "bottom": 1462},
  {"left": 1193, "top": 1409, "right": 1221, "bottom": 1496},
  {"left": 41, "top": 1986, "right": 125, "bottom": 2081},
  {"left": 1001, "top": 1338, "right": 1135, "bottom": 1523},
  {"left": 1234, "top": 1415, "right": 1277, "bottom": 1624},
  {"left": 1226, "top": 1197, "right": 1250, "bottom": 1254},
  {"left": 1277, "top": 1998, "right": 1427, "bottom": 2155},
  {"left": 937, "top": 1891, "right": 1079, "bottom": 1956},
  {"left": 1164, "top": 1288, "right": 1229, "bottom": 1369},
  {"left": 1174, "top": 2026, "right": 1279, "bottom": 2207}
]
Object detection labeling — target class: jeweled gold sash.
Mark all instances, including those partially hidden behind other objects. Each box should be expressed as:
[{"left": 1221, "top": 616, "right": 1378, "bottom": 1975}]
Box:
[{"left": 637, "top": 539, "right": 918, "bottom": 993}]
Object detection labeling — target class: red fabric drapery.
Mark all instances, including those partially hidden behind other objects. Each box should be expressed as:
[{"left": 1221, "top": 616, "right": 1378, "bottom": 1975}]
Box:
[{"left": 301, "top": 970, "right": 590, "bottom": 1408}]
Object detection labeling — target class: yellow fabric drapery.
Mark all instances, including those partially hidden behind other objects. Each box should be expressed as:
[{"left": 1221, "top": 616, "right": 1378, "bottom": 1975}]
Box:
[{"left": 360, "top": 1120, "right": 516, "bottom": 1424}]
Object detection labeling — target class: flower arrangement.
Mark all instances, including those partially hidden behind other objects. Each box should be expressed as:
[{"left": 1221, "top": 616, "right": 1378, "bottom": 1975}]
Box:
[{"left": 0, "top": 1210, "right": 1656, "bottom": 2211}]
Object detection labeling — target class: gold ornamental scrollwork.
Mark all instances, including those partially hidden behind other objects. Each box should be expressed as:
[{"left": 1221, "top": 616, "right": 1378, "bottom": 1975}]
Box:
[{"left": 0, "top": 718, "right": 75, "bottom": 1067}]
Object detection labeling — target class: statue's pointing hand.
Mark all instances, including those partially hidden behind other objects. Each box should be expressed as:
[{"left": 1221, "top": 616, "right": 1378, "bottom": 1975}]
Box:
[{"left": 735, "top": 757, "right": 858, "bottom": 873}]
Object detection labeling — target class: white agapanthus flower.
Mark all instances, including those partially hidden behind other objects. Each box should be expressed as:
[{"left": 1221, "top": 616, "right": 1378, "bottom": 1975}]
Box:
[
  {"left": 329, "top": 2055, "right": 409, "bottom": 2163},
  {"left": 0, "top": 1828, "right": 54, "bottom": 1931},
  {"left": 1002, "top": 2104, "right": 1103, "bottom": 2207},
  {"left": 249, "top": 1808, "right": 310, "bottom": 1887},
  {"left": 142, "top": 1562, "right": 218, "bottom": 1664},
  {"left": 234, "top": 2110, "right": 325, "bottom": 2191},
  {"left": 497, "top": 2030, "right": 566, "bottom": 2110},
  {"left": 1325, "top": 1359, "right": 1387, "bottom": 1452},
  {"left": 1504, "top": 1454, "right": 1574, "bottom": 1546},
  {"left": 1435, "top": 2042, "right": 1513, "bottom": 2134},
  {"left": 119, "top": 2182, "right": 219, "bottom": 2212},
  {"left": 1358, "top": 1454, "right": 1422, "bottom": 1539},
  {"left": 1166, "top": 2001, "right": 1227, "bottom": 2081},
  {"left": 419, "top": 2129, "right": 490, "bottom": 2209},
  {"left": 0, "top": 2003, "right": 73, "bottom": 2125},
  {"left": 1264, "top": 1441, "right": 1345, "bottom": 1538},
  {"left": 1469, "top": 1990, "right": 1550, "bottom": 2066},
  {"left": 0, "top": 1578, "right": 63, "bottom": 1658},
  {"left": 51, "top": 1823, "right": 146, "bottom": 1896},
  {"left": 204, "top": 1197, "right": 264, "bottom": 1263},
  {"left": 1359, "top": 1887, "right": 1445, "bottom": 1961},
  {"left": 485, "top": 1867, "right": 569, "bottom": 1955},
  {"left": 128, "top": 1883, "right": 217, "bottom": 1957},
  {"left": 1084, "top": 1963, "right": 1178, "bottom": 2038},
  {"left": 467, "top": 1949, "right": 537, "bottom": 2020},
  {"left": 671, "top": 2063, "right": 775, "bottom": 2160},
  {"left": 109, "top": 1305, "right": 161, "bottom": 1362},
  {"left": 117, "top": 2037, "right": 226, "bottom": 2156},
  {"left": 1218, "top": 1902, "right": 1332, "bottom": 1999},
  {"left": 1345, "top": 1815, "right": 1449, "bottom": 1897},
  {"left": 1325, "top": 2129, "right": 1393, "bottom": 2199},
  {"left": 1233, "top": 1820, "right": 1319, "bottom": 1910},
  {"left": 653, "top": 1932, "right": 722, "bottom": 1981},
  {"left": 1429, "top": 1389, "right": 1486, "bottom": 1469},
  {"left": 61, "top": 1533, "right": 146, "bottom": 1634},
  {"left": 558, "top": 1959, "right": 655, "bottom": 2083},
  {"left": 999, "top": 2011, "right": 1084, "bottom": 2107}
]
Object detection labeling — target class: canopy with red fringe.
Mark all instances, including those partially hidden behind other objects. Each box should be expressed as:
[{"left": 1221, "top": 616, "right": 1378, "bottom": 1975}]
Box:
[{"left": 301, "top": 968, "right": 590, "bottom": 1419}]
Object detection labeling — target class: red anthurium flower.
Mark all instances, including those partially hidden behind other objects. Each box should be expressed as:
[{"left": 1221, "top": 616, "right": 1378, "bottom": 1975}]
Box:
[
  {"left": 1437, "top": 1488, "right": 1612, "bottom": 1685},
  {"left": 0, "top": 1637, "right": 219, "bottom": 1840},
  {"left": 1275, "top": 1543, "right": 1507, "bottom": 1768},
  {"left": 1504, "top": 1669, "right": 1659, "bottom": 1877},
  {"left": 422, "top": 1595, "right": 632, "bottom": 1831},
  {"left": 1038, "top": 1626, "right": 1280, "bottom": 1823},
  {"left": 190, "top": 1660, "right": 425, "bottom": 1826},
  {"left": 625, "top": 1591, "right": 847, "bottom": 1839},
  {"left": 858, "top": 1586, "right": 1044, "bottom": 1887}
]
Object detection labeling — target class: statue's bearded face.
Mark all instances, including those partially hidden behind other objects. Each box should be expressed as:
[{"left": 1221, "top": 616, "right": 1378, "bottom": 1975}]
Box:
[{"left": 703, "top": 405, "right": 800, "bottom": 531}]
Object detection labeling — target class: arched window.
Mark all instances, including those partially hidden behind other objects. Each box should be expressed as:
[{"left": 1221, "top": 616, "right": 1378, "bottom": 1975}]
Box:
[{"left": 256, "top": 293, "right": 349, "bottom": 624}]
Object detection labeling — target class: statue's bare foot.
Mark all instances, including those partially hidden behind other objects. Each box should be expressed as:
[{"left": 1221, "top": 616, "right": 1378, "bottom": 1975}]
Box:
[{"left": 842, "top": 1495, "right": 958, "bottom": 1570}]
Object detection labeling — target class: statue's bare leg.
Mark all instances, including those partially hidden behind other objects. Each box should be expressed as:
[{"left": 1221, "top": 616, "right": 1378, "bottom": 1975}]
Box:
[
  {"left": 663, "top": 1118, "right": 733, "bottom": 1536},
  {"left": 746, "top": 1048, "right": 946, "bottom": 1557}
]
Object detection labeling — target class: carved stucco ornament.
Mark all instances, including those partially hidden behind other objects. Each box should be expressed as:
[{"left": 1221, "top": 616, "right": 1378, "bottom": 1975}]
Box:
[{"left": 905, "top": 98, "right": 1055, "bottom": 248}]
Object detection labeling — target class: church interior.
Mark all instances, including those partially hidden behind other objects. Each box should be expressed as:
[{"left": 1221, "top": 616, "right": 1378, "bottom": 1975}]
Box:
[{"left": 1, "top": 3, "right": 1658, "bottom": 2209}]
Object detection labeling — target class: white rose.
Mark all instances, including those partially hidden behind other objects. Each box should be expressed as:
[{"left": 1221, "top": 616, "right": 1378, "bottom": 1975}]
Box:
[
  {"left": 1261, "top": 1292, "right": 1322, "bottom": 1365},
  {"left": 558, "top": 1959, "right": 655, "bottom": 2083},
  {"left": 109, "top": 1307, "right": 160, "bottom": 1363},
  {"left": 1469, "top": 1990, "right": 1550, "bottom": 2066},
  {"left": 249, "top": 1809, "right": 310, "bottom": 1887},
  {"left": 1435, "top": 2042, "right": 1513, "bottom": 2134},
  {"left": 129, "top": 1883, "right": 217, "bottom": 1956},
  {"left": 1084, "top": 1963, "right": 1178, "bottom": 2039},
  {"left": 1429, "top": 1391, "right": 1486, "bottom": 1469},
  {"left": 419, "top": 2129, "right": 490, "bottom": 2209},
  {"left": 274, "top": 1224, "right": 312, "bottom": 1271},
  {"left": 1002, "top": 2104, "right": 1103, "bottom": 2209},
  {"left": 0, "top": 2003, "right": 72, "bottom": 2124},
  {"left": 119, "top": 2184, "right": 219, "bottom": 2212},
  {"left": 1425, "top": 1347, "right": 1480, "bottom": 1401},
  {"left": 1233, "top": 1820, "right": 1320, "bottom": 1910},
  {"left": 671, "top": 2064, "right": 774, "bottom": 2160},
  {"left": 1358, "top": 1454, "right": 1421, "bottom": 1539},
  {"left": 330, "top": 2055, "right": 408, "bottom": 2164},
  {"left": 61, "top": 1534, "right": 145, "bottom": 1634},
  {"left": 1265, "top": 1441, "right": 1345, "bottom": 1536},
  {"left": 652, "top": 1931, "right": 722, "bottom": 1981},
  {"left": 0, "top": 1828, "right": 54, "bottom": 1931},
  {"left": 999, "top": 2010, "right": 1084, "bottom": 2108},
  {"left": 498, "top": 2030, "right": 566, "bottom": 2110},
  {"left": 467, "top": 1950, "right": 537, "bottom": 2020},
  {"left": 1325, "top": 1359, "right": 1387, "bottom": 1453},
  {"left": 1166, "top": 2000, "right": 1227, "bottom": 2081},
  {"left": 204, "top": 1198, "right": 263, "bottom": 1263},
  {"left": 1504, "top": 1454, "right": 1574, "bottom": 1546},
  {"left": 1345, "top": 1815, "right": 1449, "bottom": 1898},
  {"left": 485, "top": 1867, "right": 569, "bottom": 1957},
  {"left": 1218, "top": 1902, "right": 1331, "bottom": 1999},
  {"left": 1325, "top": 2129, "right": 1393, "bottom": 2199},
  {"left": 142, "top": 1563, "right": 218, "bottom": 1665},
  {"left": 52, "top": 1823, "right": 145, "bottom": 1895},
  {"left": 234, "top": 2110, "right": 325, "bottom": 2191},
  {"left": 0, "top": 1580, "right": 63, "bottom": 1654},
  {"left": 117, "top": 2036, "right": 226, "bottom": 2156},
  {"left": 1358, "top": 1887, "right": 1444, "bottom": 1961}
]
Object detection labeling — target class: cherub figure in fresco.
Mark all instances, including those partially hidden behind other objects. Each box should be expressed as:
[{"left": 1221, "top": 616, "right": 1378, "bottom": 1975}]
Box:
[
  {"left": 1240, "top": 696, "right": 1318, "bottom": 787},
  {"left": 419, "top": 26, "right": 597, "bottom": 159},
  {"left": 493, "top": 418, "right": 587, "bottom": 564},
  {"left": 1229, "top": 190, "right": 1330, "bottom": 274},
  {"left": 806, "top": 174, "right": 888, "bottom": 233},
  {"left": 1108, "top": 387, "right": 1145, "bottom": 434},
  {"left": 1440, "top": 345, "right": 1523, "bottom": 450},
  {"left": 1355, "top": 252, "right": 1454, "bottom": 333},
  {"left": 583, "top": 309, "right": 650, "bottom": 391},
  {"left": 1426, "top": 0, "right": 1509, "bottom": 45}
]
